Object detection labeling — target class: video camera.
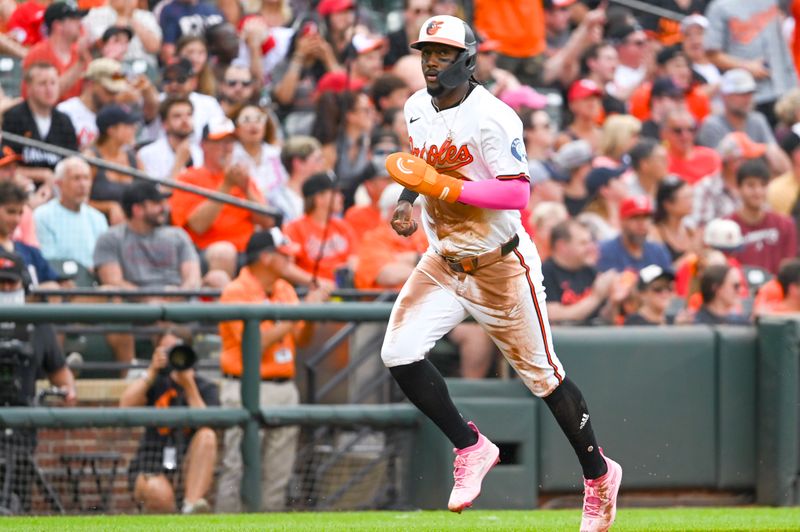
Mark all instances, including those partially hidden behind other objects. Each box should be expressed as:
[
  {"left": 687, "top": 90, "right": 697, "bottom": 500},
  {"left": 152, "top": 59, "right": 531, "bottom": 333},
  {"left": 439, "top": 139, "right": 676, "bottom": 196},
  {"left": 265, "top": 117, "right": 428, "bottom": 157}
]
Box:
[
  {"left": 0, "top": 338, "right": 34, "bottom": 407},
  {"left": 160, "top": 343, "right": 197, "bottom": 374}
]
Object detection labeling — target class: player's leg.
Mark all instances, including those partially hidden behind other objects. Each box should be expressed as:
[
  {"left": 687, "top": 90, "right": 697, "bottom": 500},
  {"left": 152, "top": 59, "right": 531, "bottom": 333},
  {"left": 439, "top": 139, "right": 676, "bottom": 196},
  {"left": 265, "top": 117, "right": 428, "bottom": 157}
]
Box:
[
  {"left": 467, "top": 238, "right": 621, "bottom": 529},
  {"left": 383, "top": 254, "right": 500, "bottom": 513},
  {"left": 382, "top": 255, "right": 474, "bottom": 449}
]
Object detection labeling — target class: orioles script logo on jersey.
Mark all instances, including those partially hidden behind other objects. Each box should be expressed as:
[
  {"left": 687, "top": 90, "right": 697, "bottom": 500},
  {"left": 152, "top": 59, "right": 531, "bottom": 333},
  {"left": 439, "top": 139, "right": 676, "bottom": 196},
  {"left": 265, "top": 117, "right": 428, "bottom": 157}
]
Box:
[
  {"left": 426, "top": 20, "right": 444, "bottom": 35},
  {"left": 409, "top": 137, "right": 474, "bottom": 173}
]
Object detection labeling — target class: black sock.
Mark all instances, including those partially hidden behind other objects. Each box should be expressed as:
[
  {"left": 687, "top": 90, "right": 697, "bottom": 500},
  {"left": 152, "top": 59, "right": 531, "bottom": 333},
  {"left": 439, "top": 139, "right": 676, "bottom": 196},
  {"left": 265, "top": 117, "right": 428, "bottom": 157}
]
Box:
[
  {"left": 389, "top": 359, "right": 478, "bottom": 449},
  {"left": 543, "top": 377, "right": 608, "bottom": 480}
]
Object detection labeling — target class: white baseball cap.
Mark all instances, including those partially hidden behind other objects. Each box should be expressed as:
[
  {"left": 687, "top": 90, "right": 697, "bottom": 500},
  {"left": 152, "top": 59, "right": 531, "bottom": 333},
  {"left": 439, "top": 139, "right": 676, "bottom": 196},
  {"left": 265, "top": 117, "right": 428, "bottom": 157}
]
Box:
[
  {"left": 680, "top": 14, "right": 709, "bottom": 33},
  {"left": 720, "top": 68, "right": 757, "bottom": 95},
  {"left": 704, "top": 219, "right": 743, "bottom": 250},
  {"left": 410, "top": 15, "right": 470, "bottom": 50}
]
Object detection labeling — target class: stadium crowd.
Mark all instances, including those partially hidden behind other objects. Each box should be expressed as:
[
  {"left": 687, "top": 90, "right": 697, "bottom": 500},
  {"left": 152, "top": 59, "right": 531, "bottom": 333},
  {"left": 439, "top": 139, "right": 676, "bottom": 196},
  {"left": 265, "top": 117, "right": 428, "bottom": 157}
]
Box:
[{"left": 2, "top": 0, "right": 800, "bottom": 514}]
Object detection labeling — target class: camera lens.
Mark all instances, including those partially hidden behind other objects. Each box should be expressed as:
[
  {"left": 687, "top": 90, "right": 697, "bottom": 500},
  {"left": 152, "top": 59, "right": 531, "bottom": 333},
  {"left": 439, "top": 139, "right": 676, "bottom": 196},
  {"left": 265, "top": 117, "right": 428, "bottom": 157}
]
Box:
[{"left": 167, "top": 344, "right": 197, "bottom": 371}]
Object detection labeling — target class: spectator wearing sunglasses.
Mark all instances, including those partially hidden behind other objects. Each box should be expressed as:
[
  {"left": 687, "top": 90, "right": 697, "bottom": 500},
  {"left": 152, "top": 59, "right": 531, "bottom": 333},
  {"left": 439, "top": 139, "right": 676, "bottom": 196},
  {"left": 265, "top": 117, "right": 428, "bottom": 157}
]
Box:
[
  {"left": 607, "top": 23, "right": 649, "bottom": 102},
  {"left": 693, "top": 263, "right": 750, "bottom": 325},
  {"left": 219, "top": 64, "right": 257, "bottom": 120},
  {"left": 664, "top": 109, "right": 721, "bottom": 185},
  {"left": 624, "top": 265, "right": 678, "bottom": 326},
  {"left": 232, "top": 104, "right": 286, "bottom": 198}
]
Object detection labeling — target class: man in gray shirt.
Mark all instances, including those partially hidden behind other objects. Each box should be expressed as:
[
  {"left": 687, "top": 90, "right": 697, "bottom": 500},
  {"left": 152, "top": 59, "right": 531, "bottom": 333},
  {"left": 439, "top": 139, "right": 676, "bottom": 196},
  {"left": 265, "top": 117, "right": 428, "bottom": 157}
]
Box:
[
  {"left": 696, "top": 69, "right": 790, "bottom": 175},
  {"left": 94, "top": 181, "right": 201, "bottom": 289},
  {"left": 704, "top": 0, "right": 797, "bottom": 123}
]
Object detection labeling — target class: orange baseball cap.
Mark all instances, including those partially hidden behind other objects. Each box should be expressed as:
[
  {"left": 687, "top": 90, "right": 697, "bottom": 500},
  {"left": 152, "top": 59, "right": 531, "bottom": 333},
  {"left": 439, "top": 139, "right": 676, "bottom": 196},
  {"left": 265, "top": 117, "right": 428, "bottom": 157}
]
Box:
[{"left": 716, "top": 132, "right": 766, "bottom": 160}]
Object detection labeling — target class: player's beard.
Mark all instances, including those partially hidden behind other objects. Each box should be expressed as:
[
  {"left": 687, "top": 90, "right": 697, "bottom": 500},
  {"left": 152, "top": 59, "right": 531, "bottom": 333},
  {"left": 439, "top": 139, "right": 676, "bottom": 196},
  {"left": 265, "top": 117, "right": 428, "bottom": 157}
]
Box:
[{"left": 426, "top": 78, "right": 446, "bottom": 97}]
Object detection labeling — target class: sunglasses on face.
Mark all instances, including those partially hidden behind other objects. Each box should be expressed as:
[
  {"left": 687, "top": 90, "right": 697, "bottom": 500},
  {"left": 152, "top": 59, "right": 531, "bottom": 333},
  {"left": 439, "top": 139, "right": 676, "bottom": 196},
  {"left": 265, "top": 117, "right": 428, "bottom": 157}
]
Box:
[
  {"left": 238, "top": 114, "right": 267, "bottom": 125},
  {"left": 670, "top": 126, "right": 695, "bottom": 134},
  {"left": 164, "top": 76, "right": 188, "bottom": 84},
  {"left": 225, "top": 79, "right": 253, "bottom": 87}
]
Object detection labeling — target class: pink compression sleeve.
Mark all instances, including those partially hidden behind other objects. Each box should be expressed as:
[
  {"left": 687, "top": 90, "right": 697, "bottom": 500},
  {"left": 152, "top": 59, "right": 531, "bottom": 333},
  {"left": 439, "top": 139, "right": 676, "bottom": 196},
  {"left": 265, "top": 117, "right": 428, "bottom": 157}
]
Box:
[{"left": 457, "top": 177, "right": 530, "bottom": 210}]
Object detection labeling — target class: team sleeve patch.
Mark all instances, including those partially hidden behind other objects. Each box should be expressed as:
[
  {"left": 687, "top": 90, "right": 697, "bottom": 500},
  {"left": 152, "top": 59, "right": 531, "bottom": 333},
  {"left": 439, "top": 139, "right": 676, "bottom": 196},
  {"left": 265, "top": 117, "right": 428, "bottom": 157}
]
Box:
[{"left": 511, "top": 138, "right": 526, "bottom": 163}]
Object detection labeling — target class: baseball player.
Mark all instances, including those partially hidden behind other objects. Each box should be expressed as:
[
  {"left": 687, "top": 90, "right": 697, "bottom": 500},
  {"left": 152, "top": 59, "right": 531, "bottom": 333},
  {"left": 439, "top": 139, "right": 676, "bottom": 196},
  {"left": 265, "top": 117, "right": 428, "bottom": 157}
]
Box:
[{"left": 381, "top": 15, "right": 622, "bottom": 531}]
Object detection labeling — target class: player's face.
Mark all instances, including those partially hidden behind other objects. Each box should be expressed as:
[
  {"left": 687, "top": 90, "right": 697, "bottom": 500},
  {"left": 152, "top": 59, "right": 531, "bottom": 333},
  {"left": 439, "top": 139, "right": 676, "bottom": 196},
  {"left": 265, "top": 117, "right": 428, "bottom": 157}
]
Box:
[{"left": 420, "top": 43, "right": 460, "bottom": 97}]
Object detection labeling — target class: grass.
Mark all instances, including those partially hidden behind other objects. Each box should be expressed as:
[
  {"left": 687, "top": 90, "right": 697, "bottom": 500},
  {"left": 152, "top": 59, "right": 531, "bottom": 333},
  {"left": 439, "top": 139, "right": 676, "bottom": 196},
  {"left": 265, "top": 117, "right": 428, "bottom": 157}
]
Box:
[{"left": 2, "top": 508, "right": 800, "bottom": 531}]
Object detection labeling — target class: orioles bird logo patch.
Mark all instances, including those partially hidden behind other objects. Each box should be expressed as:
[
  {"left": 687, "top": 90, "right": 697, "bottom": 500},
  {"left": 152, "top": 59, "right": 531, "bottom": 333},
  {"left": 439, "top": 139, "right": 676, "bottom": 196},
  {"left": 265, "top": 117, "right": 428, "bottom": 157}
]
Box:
[{"left": 426, "top": 20, "right": 444, "bottom": 35}]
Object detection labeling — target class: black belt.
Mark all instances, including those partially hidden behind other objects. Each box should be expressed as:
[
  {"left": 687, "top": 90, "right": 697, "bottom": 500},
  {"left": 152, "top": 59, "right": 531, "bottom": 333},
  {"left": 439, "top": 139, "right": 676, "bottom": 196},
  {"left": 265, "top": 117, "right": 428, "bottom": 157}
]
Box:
[
  {"left": 223, "top": 373, "right": 291, "bottom": 383},
  {"left": 443, "top": 234, "right": 520, "bottom": 274}
]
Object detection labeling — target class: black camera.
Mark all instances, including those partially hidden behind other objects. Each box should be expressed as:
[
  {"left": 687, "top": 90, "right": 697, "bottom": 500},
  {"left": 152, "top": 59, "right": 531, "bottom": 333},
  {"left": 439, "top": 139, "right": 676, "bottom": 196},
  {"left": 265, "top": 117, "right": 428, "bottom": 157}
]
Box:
[
  {"left": 161, "top": 344, "right": 197, "bottom": 374},
  {"left": 0, "top": 339, "right": 33, "bottom": 407}
]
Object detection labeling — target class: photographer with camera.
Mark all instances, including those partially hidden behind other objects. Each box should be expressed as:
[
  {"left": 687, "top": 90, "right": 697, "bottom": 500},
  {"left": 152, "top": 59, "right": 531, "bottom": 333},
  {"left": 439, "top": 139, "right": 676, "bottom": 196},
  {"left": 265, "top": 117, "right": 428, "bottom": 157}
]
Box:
[
  {"left": 119, "top": 328, "right": 218, "bottom": 514},
  {"left": 0, "top": 248, "right": 76, "bottom": 514}
]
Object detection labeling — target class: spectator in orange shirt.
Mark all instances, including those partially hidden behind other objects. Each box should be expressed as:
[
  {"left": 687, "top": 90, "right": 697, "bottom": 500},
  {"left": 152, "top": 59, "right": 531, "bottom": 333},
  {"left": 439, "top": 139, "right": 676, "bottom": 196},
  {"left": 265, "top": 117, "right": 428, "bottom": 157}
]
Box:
[
  {"left": 663, "top": 109, "right": 721, "bottom": 185},
  {"left": 170, "top": 116, "right": 274, "bottom": 279},
  {"left": 216, "top": 227, "right": 330, "bottom": 512},
  {"left": 355, "top": 183, "right": 427, "bottom": 290},
  {"left": 473, "top": 0, "right": 545, "bottom": 86},
  {"left": 755, "top": 258, "right": 800, "bottom": 315},
  {"left": 282, "top": 172, "right": 358, "bottom": 285},
  {"left": 22, "top": 1, "right": 92, "bottom": 101}
]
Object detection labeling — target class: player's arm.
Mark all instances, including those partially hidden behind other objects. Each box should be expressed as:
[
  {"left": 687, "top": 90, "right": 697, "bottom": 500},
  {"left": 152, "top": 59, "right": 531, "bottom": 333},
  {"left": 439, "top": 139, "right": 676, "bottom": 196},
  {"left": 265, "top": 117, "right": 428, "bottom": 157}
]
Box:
[{"left": 386, "top": 153, "right": 529, "bottom": 209}]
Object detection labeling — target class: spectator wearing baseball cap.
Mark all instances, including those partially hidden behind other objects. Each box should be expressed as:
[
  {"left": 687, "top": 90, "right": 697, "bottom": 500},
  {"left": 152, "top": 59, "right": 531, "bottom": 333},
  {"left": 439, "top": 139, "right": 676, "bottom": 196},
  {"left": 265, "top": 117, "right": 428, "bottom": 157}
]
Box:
[
  {"left": 635, "top": 77, "right": 684, "bottom": 141},
  {"left": 170, "top": 116, "right": 270, "bottom": 274},
  {"left": 474, "top": 33, "right": 522, "bottom": 98},
  {"left": 623, "top": 264, "right": 678, "bottom": 326},
  {"left": 85, "top": 104, "right": 141, "bottom": 225},
  {"left": 678, "top": 14, "right": 720, "bottom": 91},
  {"left": 559, "top": 79, "right": 602, "bottom": 151},
  {"left": 216, "top": 226, "right": 329, "bottom": 513},
  {"left": 697, "top": 68, "right": 791, "bottom": 175},
  {"left": 57, "top": 58, "right": 130, "bottom": 149},
  {"left": 577, "top": 165, "right": 629, "bottom": 241},
  {"left": 597, "top": 195, "right": 673, "bottom": 274},
  {"left": 143, "top": 57, "right": 227, "bottom": 147},
  {"left": 688, "top": 131, "right": 766, "bottom": 228},
  {"left": 21, "top": 0, "right": 89, "bottom": 102},
  {"left": 282, "top": 172, "right": 358, "bottom": 284},
  {"left": 552, "top": 139, "right": 594, "bottom": 216},
  {"left": 607, "top": 23, "right": 648, "bottom": 101},
  {"left": 82, "top": 0, "right": 162, "bottom": 68},
  {"left": 705, "top": 0, "right": 797, "bottom": 129}
]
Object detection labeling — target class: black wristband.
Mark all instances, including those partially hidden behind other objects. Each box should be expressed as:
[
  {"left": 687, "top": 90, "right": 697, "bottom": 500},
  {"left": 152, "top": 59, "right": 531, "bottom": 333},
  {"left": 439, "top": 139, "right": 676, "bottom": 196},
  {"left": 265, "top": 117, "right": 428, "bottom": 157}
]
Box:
[{"left": 398, "top": 188, "right": 419, "bottom": 204}]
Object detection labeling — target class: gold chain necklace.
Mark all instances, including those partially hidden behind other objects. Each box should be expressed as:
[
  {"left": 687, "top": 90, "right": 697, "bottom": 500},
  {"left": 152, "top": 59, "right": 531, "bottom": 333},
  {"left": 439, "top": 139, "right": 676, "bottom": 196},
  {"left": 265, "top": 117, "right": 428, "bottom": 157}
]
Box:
[{"left": 432, "top": 89, "right": 468, "bottom": 142}]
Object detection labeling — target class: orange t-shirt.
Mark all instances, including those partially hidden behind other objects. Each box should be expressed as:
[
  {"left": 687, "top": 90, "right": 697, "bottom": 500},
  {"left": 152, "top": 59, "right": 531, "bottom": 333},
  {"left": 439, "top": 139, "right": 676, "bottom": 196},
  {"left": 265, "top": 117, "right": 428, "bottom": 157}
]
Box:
[
  {"left": 629, "top": 83, "right": 710, "bottom": 124},
  {"left": 668, "top": 146, "right": 721, "bottom": 185},
  {"left": 219, "top": 267, "right": 300, "bottom": 379},
  {"left": 473, "top": 0, "right": 544, "bottom": 58},
  {"left": 753, "top": 279, "right": 784, "bottom": 314},
  {"left": 344, "top": 204, "right": 381, "bottom": 245},
  {"left": 22, "top": 39, "right": 82, "bottom": 101},
  {"left": 170, "top": 167, "right": 265, "bottom": 252},
  {"left": 283, "top": 214, "right": 357, "bottom": 282},
  {"left": 355, "top": 224, "right": 428, "bottom": 289}
]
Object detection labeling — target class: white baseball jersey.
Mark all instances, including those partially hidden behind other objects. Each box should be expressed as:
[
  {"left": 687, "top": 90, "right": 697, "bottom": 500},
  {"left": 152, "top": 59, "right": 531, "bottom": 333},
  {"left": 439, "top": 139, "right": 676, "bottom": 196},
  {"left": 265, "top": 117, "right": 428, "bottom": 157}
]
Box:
[{"left": 404, "top": 84, "right": 529, "bottom": 258}]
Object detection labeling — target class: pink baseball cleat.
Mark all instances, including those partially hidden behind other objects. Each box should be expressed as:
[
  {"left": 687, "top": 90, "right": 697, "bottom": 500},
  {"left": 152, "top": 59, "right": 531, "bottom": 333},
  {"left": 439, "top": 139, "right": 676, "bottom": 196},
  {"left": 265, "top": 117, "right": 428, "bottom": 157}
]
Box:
[
  {"left": 580, "top": 449, "right": 623, "bottom": 532},
  {"left": 447, "top": 422, "right": 500, "bottom": 513}
]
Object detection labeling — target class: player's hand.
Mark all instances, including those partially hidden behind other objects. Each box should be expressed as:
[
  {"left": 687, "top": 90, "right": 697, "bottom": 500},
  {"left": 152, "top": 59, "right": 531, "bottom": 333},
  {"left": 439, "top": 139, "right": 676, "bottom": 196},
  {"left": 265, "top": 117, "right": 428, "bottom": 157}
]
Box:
[
  {"left": 391, "top": 200, "right": 418, "bottom": 237},
  {"left": 385, "top": 153, "right": 463, "bottom": 203}
]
